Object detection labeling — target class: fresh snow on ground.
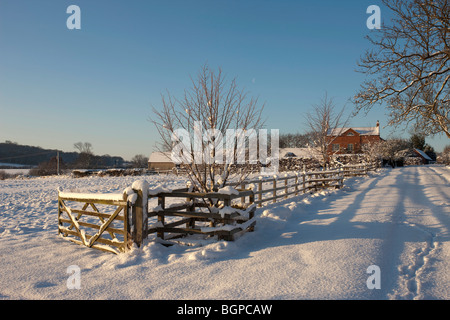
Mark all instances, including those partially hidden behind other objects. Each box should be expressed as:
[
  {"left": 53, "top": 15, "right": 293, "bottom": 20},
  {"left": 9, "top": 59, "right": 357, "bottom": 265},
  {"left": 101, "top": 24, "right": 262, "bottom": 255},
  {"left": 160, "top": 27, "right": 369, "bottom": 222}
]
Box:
[{"left": 0, "top": 166, "right": 449, "bottom": 300}]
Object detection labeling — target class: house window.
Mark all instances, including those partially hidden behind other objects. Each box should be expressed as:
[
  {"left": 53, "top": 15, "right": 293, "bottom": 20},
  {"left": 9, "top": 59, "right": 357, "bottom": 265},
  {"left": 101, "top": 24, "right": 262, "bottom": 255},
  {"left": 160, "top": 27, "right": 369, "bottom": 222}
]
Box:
[
  {"left": 347, "top": 143, "right": 354, "bottom": 152},
  {"left": 347, "top": 132, "right": 355, "bottom": 136},
  {"left": 332, "top": 144, "right": 340, "bottom": 152}
]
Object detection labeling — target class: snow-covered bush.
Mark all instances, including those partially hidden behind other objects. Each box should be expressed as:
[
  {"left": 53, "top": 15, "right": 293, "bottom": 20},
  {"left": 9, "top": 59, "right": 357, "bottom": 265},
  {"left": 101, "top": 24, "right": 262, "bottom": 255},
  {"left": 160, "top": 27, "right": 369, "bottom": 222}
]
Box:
[{"left": 437, "top": 145, "right": 450, "bottom": 165}]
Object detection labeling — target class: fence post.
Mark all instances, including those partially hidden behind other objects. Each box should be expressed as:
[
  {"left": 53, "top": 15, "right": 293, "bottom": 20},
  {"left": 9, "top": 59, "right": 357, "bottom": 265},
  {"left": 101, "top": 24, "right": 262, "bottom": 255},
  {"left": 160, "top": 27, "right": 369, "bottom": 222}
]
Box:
[
  {"left": 302, "top": 172, "right": 306, "bottom": 193},
  {"left": 284, "top": 174, "right": 288, "bottom": 199},
  {"left": 258, "top": 177, "right": 263, "bottom": 208},
  {"left": 248, "top": 191, "right": 255, "bottom": 232},
  {"left": 131, "top": 182, "right": 148, "bottom": 247},
  {"left": 157, "top": 195, "right": 165, "bottom": 240},
  {"left": 57, "top": 193, "right": 62, "bottom": 236},
  {"left": 273, "top": 176, "right": 277, "bottom": 203},
  {"left": 302, "top": 165, "right": 306, "bottom": 194},
  {"left": 122, "top": 191, "right": 130, "bottom": 251},
  {"left": 314, "top": 172, "right": 318, "bottom": 192},
  {"left": 187, "top": 196, "right": 196, "bottom": 228}
]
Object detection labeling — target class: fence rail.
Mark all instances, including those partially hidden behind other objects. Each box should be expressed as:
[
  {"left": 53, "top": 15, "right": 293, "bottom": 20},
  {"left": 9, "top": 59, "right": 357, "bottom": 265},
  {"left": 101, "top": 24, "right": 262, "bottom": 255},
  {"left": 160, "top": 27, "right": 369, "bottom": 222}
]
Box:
[
  {"left": 342, "top": 164, "right": 374, "bottom": 177},
  {"left": 146, "top": 189, "right": 256, "bottom": 243}
]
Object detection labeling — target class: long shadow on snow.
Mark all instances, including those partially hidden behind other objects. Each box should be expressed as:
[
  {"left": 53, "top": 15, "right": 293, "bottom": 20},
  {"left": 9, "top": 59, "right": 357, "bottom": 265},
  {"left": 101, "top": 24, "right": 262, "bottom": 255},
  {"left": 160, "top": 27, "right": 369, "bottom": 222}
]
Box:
[
  {"left": 219, "top": 169, "right": 439, "bottom": 263},
  {"left": 200, "top": 171, "right": 391, "bottom": 263},
  {"left": 239, "top": 170, "right": 401, "bottom": 247},
  {"left": 233, "top": 167, "right": 447, "bottom": 299}
]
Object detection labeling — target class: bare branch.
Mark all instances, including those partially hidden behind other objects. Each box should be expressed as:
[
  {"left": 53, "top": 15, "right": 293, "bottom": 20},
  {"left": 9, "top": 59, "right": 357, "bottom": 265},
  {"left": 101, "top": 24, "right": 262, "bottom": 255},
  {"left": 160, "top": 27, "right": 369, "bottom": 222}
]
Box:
[
  {"left": 304, "top": 93, "right": 349, "bottom": 166},
  {"left": 354, "top": 0, "right": 450, "bottom": 139},
  {"left": 150, "top": 63, "right": 266, "bottom": 194}
]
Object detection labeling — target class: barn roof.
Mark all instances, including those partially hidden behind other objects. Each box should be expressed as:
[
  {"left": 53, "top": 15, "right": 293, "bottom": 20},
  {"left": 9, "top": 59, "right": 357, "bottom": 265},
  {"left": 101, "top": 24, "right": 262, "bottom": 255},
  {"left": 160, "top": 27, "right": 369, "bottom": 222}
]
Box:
[
  {"left": 148, "top": 151, "right": 173, "bottom": 163},
  {"left": 413, "top": 149, "right": 432, "bottom": 161}
]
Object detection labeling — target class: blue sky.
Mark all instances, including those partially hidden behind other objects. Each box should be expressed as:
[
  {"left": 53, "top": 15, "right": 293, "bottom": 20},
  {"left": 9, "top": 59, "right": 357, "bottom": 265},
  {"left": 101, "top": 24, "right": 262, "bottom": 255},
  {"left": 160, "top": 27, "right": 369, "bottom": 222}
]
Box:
[{"left": 0, "top": 0, "right": 447, "bottom": 160}]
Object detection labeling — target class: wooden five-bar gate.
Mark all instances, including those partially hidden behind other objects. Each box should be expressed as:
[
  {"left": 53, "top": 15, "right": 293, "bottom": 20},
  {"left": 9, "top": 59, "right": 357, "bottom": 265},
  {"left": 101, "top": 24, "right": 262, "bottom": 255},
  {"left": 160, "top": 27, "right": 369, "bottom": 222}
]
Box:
[{"left": 58, "top": 191, "right": 131, "bottom": 254}]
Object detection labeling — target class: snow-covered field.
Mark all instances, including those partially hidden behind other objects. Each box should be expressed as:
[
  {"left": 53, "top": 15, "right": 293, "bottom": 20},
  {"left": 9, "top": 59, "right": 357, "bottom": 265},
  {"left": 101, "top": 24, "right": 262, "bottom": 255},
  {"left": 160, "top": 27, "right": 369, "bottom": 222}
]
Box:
[{"left": 0, "top": 166, "right": 449, "bottom": 300}]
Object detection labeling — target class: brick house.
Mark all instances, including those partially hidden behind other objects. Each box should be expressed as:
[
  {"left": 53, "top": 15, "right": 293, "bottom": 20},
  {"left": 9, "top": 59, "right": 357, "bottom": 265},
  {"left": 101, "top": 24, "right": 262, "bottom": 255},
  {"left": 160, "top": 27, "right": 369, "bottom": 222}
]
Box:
[{"left": 326, "top": 121, "right": 382, "bottom": 156}]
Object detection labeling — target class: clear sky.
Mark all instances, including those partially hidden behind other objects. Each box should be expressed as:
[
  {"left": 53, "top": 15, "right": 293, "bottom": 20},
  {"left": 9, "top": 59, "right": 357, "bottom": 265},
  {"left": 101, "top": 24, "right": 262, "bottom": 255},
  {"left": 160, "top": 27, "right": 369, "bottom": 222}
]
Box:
[{"left": 0, "top": 0, "right": 447, "bottom": 161}]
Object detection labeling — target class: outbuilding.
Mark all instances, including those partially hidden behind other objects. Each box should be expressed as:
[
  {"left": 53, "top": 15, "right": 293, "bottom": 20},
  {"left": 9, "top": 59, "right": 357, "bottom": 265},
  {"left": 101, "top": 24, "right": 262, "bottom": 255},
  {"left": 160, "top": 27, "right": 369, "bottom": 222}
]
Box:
[
  {"left": 412, "top": 148, "right": 433, "bottom": 165},
  {"left": 147, "top": 151, "right": 174, "bottom": 170}
]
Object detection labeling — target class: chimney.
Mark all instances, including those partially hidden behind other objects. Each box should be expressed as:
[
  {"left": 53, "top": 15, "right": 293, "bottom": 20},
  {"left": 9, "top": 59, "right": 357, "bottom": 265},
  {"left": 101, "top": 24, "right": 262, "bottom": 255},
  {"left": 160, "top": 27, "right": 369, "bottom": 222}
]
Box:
[{"left": 376, "top": 120, "right": 379, "bottom": 127}]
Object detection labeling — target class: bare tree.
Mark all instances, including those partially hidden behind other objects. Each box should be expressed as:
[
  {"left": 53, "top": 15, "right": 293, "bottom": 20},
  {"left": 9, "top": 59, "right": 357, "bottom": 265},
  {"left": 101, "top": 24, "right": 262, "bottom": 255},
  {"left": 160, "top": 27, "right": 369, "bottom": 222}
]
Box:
[
  {"left": 151, "top": 64, "right": 265, "bottom": 193},
  {"left": 354, "top": 0, "right": 450, "bottom": 138},
  {"left": 73, "top": 142, "right": 93, "bottom": 155},
  {"left": 131, "top": 154, "right": 149, "bottom": 168},
  {"left": 73, "top": 142, "right": 94, "bottom": 169},
  {"left": 304, "top": 93, "right": 349, "bottom": 166}
]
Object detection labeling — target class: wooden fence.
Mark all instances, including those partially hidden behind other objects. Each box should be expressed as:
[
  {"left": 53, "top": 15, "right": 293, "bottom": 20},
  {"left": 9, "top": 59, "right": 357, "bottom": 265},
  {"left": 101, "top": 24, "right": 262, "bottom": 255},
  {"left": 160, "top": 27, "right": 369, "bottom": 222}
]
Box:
[
  {"left": 236, "top": 169, "right": 344, "bottom": 208},
  {"left": 342, "top": 164, "right": 376, "bottom": 177},
  {"left": 141, "top": 168, "right": 346, "bottom": 244},
  {"left": 57, "top": 163, "right": 375, "bottom": 253},
  {"left": 146, "top": 188, "right": 256, "bottom": 243}
]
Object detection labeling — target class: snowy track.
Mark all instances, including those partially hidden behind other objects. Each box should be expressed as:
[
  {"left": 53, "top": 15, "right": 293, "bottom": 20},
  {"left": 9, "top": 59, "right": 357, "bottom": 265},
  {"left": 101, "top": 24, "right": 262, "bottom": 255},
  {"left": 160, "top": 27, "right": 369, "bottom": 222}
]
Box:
[{"left": 0, "top": 166, "right": 449, "bottom": 299}]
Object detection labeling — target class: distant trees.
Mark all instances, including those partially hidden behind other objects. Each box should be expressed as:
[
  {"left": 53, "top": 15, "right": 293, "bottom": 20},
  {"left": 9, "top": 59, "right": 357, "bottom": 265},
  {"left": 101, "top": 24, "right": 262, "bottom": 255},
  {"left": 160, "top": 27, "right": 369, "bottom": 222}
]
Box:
[
  {"left": 279, "top": 132, "right": 314, "bottom": 148},
  {"left": 71, "top": 142, "right": 125, "bottom": 169},
  {"left": 29, "top": 156, "right": 67, "bottom": 176},
  {"left": 0, "top": 141, "right": 128, "bottom": 175},
  {"left": 410, "top": 134, "right": 426, "bottom": 151},
  {"left": 409, "top": 133, "right": 436, "bottom": 160},
  {"left": 0, "top": 142, "right": 78, "bottom": 166},
  {"left": 354, "top": 0, "right": 450, "bottom": 139}
]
